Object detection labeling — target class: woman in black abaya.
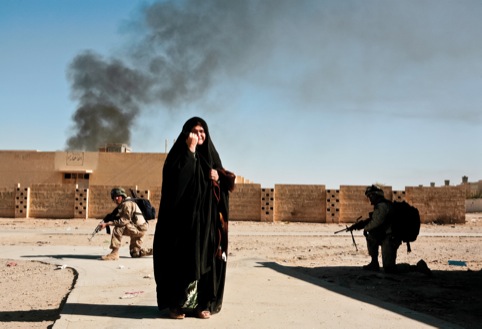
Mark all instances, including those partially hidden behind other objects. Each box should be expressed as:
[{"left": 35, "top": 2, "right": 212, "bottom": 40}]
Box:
[{"left": 153, "top": 117, "right": 234, "bottom": 319}]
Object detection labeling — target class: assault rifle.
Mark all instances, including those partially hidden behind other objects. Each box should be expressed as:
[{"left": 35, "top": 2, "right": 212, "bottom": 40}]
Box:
[
  {"left": 88, "top": 212, "right": 115, "bottom": 241},
  {"left": 334, "top": 216, "right": 365, "bottom": 251}
]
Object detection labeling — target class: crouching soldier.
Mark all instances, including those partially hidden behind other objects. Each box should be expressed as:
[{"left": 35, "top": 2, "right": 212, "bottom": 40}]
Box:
[
  {"left": 352, "top": 185, "right": 431, "bottom": 276},
  {"left": 98, "top": 187, "right": 153, "bottom": 260}
]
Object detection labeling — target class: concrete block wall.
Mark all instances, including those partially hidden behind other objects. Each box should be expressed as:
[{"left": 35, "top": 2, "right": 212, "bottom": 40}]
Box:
[
  {"left": 274, "top": 184, "right": 326, "bottom": 223},
  {"left": 466, "top": 199, "right": 482, "bottom": 213},
  {"left": 336, "top": 185, "right": 466, "bottom": 224},
  {"left": 338, "top": 186, "right": 366, "bottom": 223},
  {"left": 0, "top": 187, "right": 16, "bottom": 218},
  {"left": 392, "top": 190, "right": 407, "bottom": 202},
  {"left": 74, "top": 186, "right": 88, "bottom": 219},
  {"left": 29, "top": 184, "right": 75, "bottom": 219},
  {"left": 0, "top": 182, "right": 468, "bottom": 225},
  {"left": 19, "top": 184, "right": 155, "bottom": 220},
  {"left": 406, "top": 185, "right": 466, "bottom": 224},
  {"left": 87, "top": 185, "right": 158, "bottom": 219},
  {"left": 464, "top": 180, "right": 482, "bottom": 198},
  {"left": 326, "top": 189, "right": 340, "bottom": 223},
  {"left": 338, "top": 185, "right": 393, "bottom": 223},
  {"left": 88, "top": 184, "right": 253, "bottom": 222},
  {"left": 86, "top": 186, "right": 113, "bottom": 218},
  {"left": 261, "top": 188, "right": 275, "bottom": 221},
  {"left": 15, "top": 184, "right": 30, "bottom": 218},
  {"left": 229, "top": 184, "right": 262, "bottom": 221},
  {"left": 0, "top": 150, "right": 473, "bottom": 223}
]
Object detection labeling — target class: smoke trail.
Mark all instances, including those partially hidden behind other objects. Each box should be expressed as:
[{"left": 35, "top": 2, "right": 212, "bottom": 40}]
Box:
[
  {"left": 66, "top": 51, "right": 151, "bottom": 150},
  {"left": 66, "top": 0, "right": 482, "bottom": 151},
  {"left": 66, "top": 0, "right": 259, "bottom": 151}
]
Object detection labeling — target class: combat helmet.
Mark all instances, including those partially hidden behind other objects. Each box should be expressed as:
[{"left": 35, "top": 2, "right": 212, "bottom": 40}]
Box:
[
  {"left": 365, "top": 184, "right": 384, "bottom": 197},
  {"left": 111, "top": 187, "right": 127, "bottom": 200}
]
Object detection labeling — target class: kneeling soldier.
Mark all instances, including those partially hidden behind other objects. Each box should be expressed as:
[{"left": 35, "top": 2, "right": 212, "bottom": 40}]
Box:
[{"left": 99, "top": 187, "right": 153, "bottom": 260}]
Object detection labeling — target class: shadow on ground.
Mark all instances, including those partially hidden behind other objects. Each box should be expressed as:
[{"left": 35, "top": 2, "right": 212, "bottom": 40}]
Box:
[
  {"left": 60, "top": 304, "right": 160, "bottom": 319},
  {"left": 0, "top": 309, "right": 60, "bottom": 323},
  {"left": 22, "top": 254, "right": 124, "bottom": 260},
  {"left": 259, "top": 262, "right": 482, "bottom": 329}
]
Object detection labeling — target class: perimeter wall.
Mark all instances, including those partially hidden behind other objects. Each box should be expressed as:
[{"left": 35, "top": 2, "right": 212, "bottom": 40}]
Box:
[{"left": 0, "top": 150, "right": 469, "bottom": 224}]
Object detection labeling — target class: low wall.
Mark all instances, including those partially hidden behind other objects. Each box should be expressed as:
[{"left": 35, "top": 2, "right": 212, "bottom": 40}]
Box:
[
  {"left": 466, "top": 199, "right": 482, "bottom": 213},
  {"left": 0, "top": 183, "right": 467, "bottom": 224},
  {"left": 407, "top": 185, "right": 466, "bottom": 224},
  {"left": 274, "top": 184, "right": 326, "bottom": 223},
  {"left": 0, "top": 187, "right": 15, "bottom": 218},
  {"left": 28, "top": 184, "right": 75, "bottom": 219},
  {"left": 230, "top": 184, "right": 262, "bottom": 221},
  {"left": 338, "top": 185, "right": 393, "bottom": 223},
  {"left": 88, "top": 185, "right": 161, "bottom": 219}
]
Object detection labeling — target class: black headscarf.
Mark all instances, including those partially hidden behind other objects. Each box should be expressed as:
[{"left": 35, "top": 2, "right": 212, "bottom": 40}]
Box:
[{"left": 178, "top": 117, "right": 222, "bottom": 168}]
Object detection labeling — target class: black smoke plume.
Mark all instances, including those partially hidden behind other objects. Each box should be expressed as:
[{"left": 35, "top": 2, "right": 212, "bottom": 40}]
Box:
[
  {"left": 66, "top": 52, "right": 150, "bottom": 150},
  {"left": 66, "top": 0, "right": 479, "bottom": 151},
  {"left": 65, "top": 0, "right": 258, "bottom": 151}
]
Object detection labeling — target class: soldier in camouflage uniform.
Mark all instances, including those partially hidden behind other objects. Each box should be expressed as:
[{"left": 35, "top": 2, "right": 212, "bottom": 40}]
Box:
[
  {"left": 352, "top": 185, "right": 431, "bottom": 276},
  {"left": 99, "top": 187, "right": 153, "bottom": 260},
  {"left": 362, "top": 185, "right": 397, "bottom": 272}
]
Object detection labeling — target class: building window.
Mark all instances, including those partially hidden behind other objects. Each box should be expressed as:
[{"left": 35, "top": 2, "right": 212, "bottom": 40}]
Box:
[{"left": 63, "top": 173, "right": 90, "bottom": 184}]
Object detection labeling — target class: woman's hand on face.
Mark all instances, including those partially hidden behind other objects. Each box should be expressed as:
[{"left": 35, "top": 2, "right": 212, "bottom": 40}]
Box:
[{"left": 186, "top": 133, "right": 198, "bottom": 153}]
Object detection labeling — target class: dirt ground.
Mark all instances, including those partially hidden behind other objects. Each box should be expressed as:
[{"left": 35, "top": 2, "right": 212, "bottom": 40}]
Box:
[{"left": 1, "top": 214, "right": 482, "bottom": 329}]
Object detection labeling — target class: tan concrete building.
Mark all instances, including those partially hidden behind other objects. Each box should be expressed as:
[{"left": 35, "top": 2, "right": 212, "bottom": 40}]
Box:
[{"left": 0, "top": 149, "right": 165, "bottom": 219}]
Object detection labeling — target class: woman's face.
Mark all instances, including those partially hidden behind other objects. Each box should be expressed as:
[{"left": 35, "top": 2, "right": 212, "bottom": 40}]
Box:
[{"left": 191, "top": 124, "right": 206, "bottom": 145}]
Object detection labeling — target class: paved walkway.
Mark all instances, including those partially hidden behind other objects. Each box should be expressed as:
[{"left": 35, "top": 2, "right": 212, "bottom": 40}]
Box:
[{"left": 3, "top": 245, "right": 462, "bottom": 329}]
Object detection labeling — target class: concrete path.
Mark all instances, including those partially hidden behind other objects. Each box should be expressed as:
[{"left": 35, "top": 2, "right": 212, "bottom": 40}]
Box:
[{"left": 3, "top": 245, "right": 462, "bottom": 329}]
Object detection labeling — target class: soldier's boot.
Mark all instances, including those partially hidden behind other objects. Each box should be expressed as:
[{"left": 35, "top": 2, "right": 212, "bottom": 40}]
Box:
[
  {"left": 363, "top": 258, "right": 380, "bottom": 272},
  {"left": 416, "top": 259, "right": 432, "bottom": 277},
  {"left": 101, "top": 248, "right": 119, "bottom": 261},
  {"left": 140, "top": 248, "right": 153, "bottom": 257}
]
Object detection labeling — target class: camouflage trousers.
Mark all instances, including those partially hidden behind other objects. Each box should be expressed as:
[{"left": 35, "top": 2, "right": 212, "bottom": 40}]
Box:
[
  {"left": 110, "top": 222, "right": 150, "bottom": 258},
  {"left": 366, "top": 233, "right": 402, "bottom": 272}
]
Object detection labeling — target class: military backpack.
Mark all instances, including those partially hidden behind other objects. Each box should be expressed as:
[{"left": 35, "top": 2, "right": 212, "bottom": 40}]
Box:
[{"left": 388, "top": 201, "right": 421, "bottom": 252}]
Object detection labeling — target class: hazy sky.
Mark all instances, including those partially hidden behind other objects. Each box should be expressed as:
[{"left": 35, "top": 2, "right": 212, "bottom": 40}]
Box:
[{"left": 1, "top": 0, "right": 481, "bottom": 189}]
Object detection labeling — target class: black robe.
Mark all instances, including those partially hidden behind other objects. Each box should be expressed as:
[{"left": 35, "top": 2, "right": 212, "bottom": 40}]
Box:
[{"left": 153, "top": 117, "right": 231, "bottom": 314}]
